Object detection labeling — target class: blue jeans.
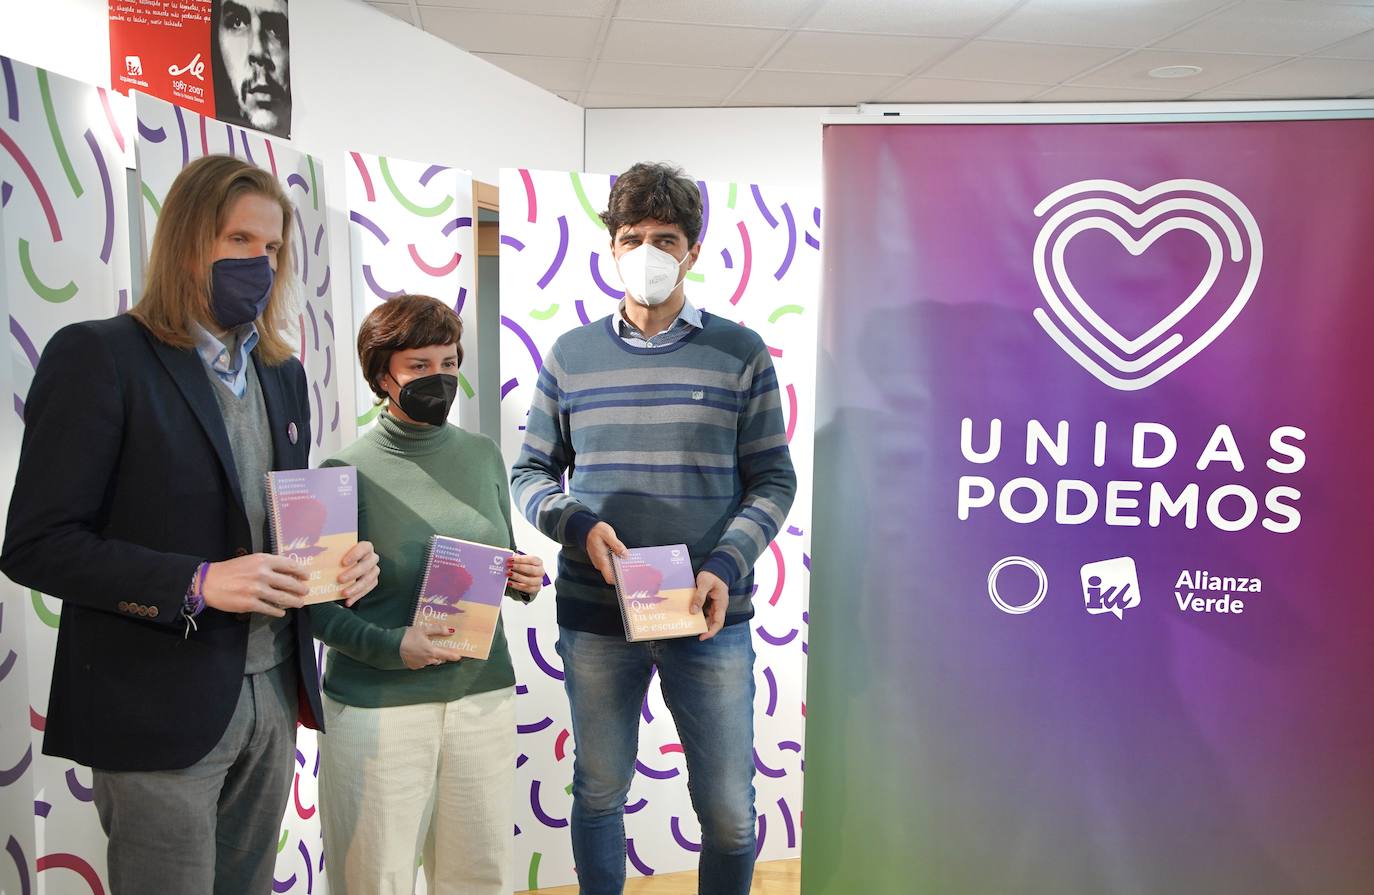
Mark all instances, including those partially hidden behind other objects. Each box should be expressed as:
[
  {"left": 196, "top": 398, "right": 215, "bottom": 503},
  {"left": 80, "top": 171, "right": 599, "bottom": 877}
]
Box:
[{"left": 556, "top": 623, "right": 757, "bottom": 895}]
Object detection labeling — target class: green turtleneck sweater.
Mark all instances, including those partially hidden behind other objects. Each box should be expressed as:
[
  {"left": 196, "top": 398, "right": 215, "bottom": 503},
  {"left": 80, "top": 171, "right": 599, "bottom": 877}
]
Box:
[{"left": 309, "top": 412, "right": 523, "bottom": 708}]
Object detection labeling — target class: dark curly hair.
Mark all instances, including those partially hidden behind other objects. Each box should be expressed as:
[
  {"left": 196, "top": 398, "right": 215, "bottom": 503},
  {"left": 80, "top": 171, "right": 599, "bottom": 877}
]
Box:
[{"left": 599, "top": 162, "right": 703, "bottom": 245}]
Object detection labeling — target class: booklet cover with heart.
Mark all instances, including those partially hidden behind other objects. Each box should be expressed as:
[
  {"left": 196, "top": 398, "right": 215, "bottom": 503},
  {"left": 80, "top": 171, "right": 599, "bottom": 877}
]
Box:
[
  {"left": 412, "top": 535, "right": 513, "bottom": 660},
  {"left": 610, "top": 545, "right": 706, "bottom": 641},
  {"left": 265, "top": 467, "right": 359, "bottom": 604}
]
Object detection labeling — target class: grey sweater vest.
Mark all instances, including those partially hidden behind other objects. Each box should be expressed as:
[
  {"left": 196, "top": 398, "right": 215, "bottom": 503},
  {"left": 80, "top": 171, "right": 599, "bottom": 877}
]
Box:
[{"left": 206, "top": 358, "right": 294, "bottom": 673}]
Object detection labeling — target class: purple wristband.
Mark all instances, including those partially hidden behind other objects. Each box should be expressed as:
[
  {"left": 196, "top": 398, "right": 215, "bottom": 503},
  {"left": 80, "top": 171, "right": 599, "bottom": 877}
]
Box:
[{"left": 184, "top": 562, "right": 209, "bottom": 617}]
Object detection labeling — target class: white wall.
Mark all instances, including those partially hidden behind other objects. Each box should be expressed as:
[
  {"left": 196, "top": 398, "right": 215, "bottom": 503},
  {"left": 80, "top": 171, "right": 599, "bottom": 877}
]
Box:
[
  {"left": 584, "top": 106, "right": 840, "bottom": 192},
  {"left": 0, "top": 0, "right": 584, "bottom": 435},
  {"left": 0, "top": 0, "right": 582, "bottom": 183}
]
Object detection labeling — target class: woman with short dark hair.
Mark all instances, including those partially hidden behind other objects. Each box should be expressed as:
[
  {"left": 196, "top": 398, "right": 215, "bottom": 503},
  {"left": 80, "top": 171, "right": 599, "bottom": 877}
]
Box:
[{"left": 310, "top": 294, "right": 543, "bottom": 895}]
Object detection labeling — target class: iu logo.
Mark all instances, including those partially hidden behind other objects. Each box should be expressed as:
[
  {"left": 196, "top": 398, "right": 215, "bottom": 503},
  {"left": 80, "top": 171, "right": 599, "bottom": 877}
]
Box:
[
  {"left": 1080, "top": 557, "right": 1141, "bottom": 620},
  {"left": 1032, "top": 179, "right": 1262, "bottom": 391},
  {"left": 124, "top": 56, "right": 143, "bottom": 77}
]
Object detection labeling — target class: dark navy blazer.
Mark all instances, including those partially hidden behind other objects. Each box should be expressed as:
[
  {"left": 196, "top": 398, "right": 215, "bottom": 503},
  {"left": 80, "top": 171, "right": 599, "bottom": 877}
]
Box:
[{"left": 1, "top": 314, "right": 323, "bottom": 771}]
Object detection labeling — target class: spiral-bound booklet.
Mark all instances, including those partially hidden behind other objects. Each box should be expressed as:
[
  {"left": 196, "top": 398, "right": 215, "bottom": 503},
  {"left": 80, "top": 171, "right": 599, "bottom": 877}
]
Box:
[
  {"left": 411, "top": 535, "right": 512, "bottom": 660},
  {"left": 265, "top": 467, "right": 359, "bottom": 605},
  {"left": 609, "top": 544, "right": 706, "bottom": 641}
]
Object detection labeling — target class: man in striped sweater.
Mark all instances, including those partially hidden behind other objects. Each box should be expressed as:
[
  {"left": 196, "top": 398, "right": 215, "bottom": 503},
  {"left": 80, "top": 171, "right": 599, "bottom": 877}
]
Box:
[{"left": 511, "top": 163, "right": 796, "bottom": 895}]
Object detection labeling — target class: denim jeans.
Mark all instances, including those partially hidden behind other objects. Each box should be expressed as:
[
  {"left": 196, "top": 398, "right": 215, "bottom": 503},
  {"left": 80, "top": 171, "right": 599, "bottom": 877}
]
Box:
[{"left": 556, "top": 622, "right": 757, "bottom": 895}]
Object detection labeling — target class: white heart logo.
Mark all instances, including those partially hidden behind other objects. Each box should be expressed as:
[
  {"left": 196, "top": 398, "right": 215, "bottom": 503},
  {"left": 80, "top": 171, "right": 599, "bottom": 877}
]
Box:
[{"left": 1032, "top": 179, "right": 1262, "bottom": 391}]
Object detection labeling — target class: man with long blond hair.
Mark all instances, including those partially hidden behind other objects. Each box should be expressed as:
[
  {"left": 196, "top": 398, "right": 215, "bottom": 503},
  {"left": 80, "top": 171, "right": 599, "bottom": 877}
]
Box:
[{"left": 1, "top": 154, "right": 379, "bottom": 894}]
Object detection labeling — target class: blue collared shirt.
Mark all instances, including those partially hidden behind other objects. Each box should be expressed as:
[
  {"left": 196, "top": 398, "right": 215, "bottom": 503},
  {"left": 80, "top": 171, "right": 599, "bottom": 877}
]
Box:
[
  {"left": 192, "top": 321, "right": 259, "bottom": 398},
  {"left": 613, "top": 297, "right": 703, "bottom": 349}
]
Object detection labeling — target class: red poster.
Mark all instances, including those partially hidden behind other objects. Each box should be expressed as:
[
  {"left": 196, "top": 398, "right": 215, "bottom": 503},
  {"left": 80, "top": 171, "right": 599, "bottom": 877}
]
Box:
[{"left": 109, "top": 0, "right": 291, "bottom": 138}]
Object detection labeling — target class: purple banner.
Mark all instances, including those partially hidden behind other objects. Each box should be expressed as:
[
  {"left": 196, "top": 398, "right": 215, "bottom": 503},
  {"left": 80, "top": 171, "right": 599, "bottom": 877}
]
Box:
[{"left": 802, "top": 119, "right": 1374, "bottom": 894}]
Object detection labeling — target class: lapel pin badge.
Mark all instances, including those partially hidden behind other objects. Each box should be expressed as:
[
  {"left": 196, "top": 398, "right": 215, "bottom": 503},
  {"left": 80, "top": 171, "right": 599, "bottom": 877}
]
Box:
[{"left": 287, "top": 421, "right": 298, "bottom": 445}]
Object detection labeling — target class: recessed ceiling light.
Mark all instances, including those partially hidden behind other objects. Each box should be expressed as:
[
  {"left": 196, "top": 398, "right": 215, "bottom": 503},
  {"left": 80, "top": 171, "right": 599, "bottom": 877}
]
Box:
[{"left": 1148, "top": 65, "right": 1203, "bottom": 79}]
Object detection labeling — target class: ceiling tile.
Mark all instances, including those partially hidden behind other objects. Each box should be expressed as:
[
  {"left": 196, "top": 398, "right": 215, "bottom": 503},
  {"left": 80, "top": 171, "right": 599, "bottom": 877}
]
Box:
[
  {"left": 473, "top": 53, "right": 590, "bottom": 92},
  {"left": 587, "top": 62, "right": 751, "bottom": 98},
  {"left": 1033, "top": 83, "right": 1192, "bottom": 101},
  {"left": 803, "top": 0, "right": 1024, "bottom": 37},
  {"left": 417, "top": 0, "right": 611, "bottom": 14},
  {"left": 730, "top": 70, "right": 902, "bottom": 105},
  {"left": 880, "top": 77, "right": 1046, "bottom": 102},
  {"left": 1220, "top": 56, "right": 1374, "bottom": 96},
  {"left": 1156, "top": 1, "right": 1374, "bottom": 55},
  {"left": 766, "top": 31, "right": 961, "bottom": 75},
  {"left": 1072, "top": 48, "right": 1288, "bottom": 91},
  {"left": 984, "top": 0, "right": 1233, "bottom": 48},
  {"left": 1315, "top": 29, "right": 1374, "bottom": 60},
  {"left": 614, "top": 0, "right": 815, "bottom": 28},
  {"left": 369, "top": 2, "right": 415, "bottom": 26},
  {"left": 922, "top": 40, "right": 1125, "bottom": 85},
  {"left": 1184, "top": 89, "right": 1272, "bottom": 100},
  {"left": 420, "top": 8, "right": 603, "bottom": 57},
  {"left": 601, "top": 20, "right": 782, "bottom": 68},
  {"left": 580, "top": 92, "right": 723, "bottom": 108}
]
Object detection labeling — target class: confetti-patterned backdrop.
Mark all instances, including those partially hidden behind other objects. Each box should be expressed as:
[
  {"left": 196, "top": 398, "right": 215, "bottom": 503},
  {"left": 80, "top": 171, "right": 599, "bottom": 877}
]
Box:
[
  {"left": 1, "top": 56, "right": 134, "bottom": 895},
  {"left": 344, "top": 151, "right": 476, "bottom": 434},
  {"left": 497, "top": 168, "right": 820, "bottom": 890}
]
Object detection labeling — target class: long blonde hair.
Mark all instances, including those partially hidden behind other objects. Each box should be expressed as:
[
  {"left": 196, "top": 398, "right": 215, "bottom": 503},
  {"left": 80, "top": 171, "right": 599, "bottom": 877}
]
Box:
[{"left": 129, "top": 154, "right": 298, "bottom": 364}]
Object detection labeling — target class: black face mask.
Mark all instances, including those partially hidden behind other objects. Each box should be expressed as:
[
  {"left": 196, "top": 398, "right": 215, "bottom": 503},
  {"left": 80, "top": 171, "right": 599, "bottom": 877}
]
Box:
[{"left": 395, "top": 373, "right": 458, "bottom": 426}]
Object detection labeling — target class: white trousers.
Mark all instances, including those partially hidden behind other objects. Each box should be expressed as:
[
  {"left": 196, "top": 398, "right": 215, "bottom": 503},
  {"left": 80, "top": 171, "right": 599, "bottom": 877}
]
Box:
[{"left": 317, "top": 686, "right": 516, "bottom": 895}]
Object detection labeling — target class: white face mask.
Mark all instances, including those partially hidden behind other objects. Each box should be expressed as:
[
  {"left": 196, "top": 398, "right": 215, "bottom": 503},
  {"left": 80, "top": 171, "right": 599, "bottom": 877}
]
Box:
[{"left": 616, "top": 243, "right": 687, "bottom": 307}]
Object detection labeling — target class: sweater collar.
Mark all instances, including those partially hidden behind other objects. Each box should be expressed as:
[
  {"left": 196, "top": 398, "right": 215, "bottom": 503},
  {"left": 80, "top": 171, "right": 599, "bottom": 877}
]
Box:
[{"left": 372, "top": 408, "right": 451, "bottom": 453}]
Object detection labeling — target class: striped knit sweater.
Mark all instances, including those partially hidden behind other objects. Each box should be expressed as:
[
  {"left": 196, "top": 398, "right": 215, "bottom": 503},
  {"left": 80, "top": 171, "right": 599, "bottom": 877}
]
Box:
[{"left": 511, "top": 312, "right": 797, "bottom": 635}]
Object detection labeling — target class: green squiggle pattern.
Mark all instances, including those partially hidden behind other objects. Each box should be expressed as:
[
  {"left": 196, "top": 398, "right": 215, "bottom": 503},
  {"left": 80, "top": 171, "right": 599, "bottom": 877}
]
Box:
[
  {"left": 31, "top": 590, "right": 60, "bottom": 628},
  {"left": 356, "top": 404, "right": 384, "bottom": 428},
  {"left": 307, "top": 155, "right": 319, "bottom": 210},
  {"left": 380, "top": 157, "right": 452, "bottom": 217},
  {"left": 19, "top": 240, "right": 78, "bottom": 303},
  {"left": 570, "top": 172, "right": 606, "bottom": 229},
  {"left": 527, "top": 853, "right": 542, "bottom": 891},
  {"left": 38, "top": 70, "right": 82, "bottom": 199},
  {"left": 141, "top": 183, "right": 163, "bottom": 217}
]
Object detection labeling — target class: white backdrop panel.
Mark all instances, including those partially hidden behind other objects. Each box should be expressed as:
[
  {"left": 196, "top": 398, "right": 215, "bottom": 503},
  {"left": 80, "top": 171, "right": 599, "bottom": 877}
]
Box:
[
  {"left": 0, "top": 55, "right": 132, "bottom": 895},
  {"left": 344, "top": 151, "right": 475, "bottom": 433}
]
